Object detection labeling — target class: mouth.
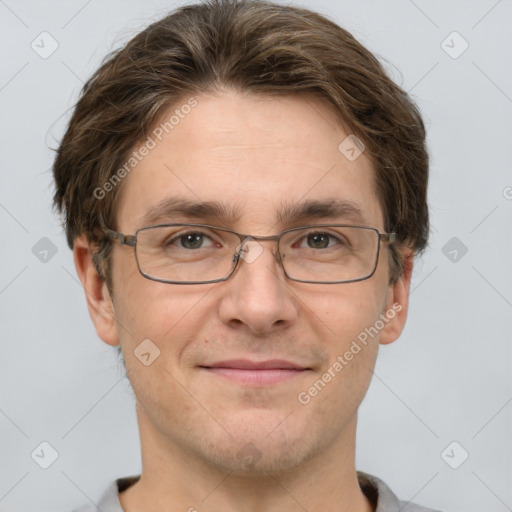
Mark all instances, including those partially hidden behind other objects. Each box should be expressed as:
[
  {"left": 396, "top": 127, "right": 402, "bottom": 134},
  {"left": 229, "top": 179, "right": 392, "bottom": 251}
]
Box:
[{"left": 199, "top": 359, "right": 311, "bottom": 386}]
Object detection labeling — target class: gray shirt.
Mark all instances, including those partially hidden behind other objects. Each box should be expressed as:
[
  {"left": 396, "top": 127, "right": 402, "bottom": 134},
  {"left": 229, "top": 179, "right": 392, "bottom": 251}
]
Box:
[{"left": 72, "top": 472, "right": 441, "bottom": 511}]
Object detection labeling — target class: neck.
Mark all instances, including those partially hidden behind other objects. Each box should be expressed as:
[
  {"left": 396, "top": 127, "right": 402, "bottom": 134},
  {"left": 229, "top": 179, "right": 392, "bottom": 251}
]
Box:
[{"left": 119, "top": 404, "right": 374, "bottom": 512}]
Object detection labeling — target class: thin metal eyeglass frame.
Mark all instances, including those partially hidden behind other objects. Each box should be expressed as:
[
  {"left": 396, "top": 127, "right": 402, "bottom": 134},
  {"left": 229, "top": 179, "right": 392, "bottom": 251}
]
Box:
[{"left": 103, "top": 223, "right": 396, "bottom": 285}]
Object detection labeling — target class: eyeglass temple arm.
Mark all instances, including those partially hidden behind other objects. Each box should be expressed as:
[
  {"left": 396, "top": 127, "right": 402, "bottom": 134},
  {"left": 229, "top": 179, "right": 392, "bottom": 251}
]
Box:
[
  {"left": 381, "top": 232, "right": 396, "bottom": 244},
  {"left": 104, "top": 229, "right": 137, "bottom": 247}
]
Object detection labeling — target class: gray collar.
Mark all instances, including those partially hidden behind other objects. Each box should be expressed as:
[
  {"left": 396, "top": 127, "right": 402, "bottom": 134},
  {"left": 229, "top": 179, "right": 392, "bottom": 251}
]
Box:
[{"left": 74, "top": 471, "right": 439, "bottom": 512}]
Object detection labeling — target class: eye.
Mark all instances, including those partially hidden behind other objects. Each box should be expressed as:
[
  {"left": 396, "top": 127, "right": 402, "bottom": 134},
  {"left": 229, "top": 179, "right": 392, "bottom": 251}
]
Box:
[
  {"left": 168, "top": 231, "right": 216, "bottom": 250},
  {"left": 299, "top": 232, "right": 345, "bottom": 249},
  {"left": 181, "top": 233, "right": 206, "bottom": 249}
]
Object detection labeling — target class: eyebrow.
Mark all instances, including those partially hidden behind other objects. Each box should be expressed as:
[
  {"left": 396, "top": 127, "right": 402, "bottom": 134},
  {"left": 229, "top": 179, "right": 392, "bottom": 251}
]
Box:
[
  {"left": 138, "top": 196, "right": 368, "bottom": 228},
  {"left": 277, "top": 198, "right": 367, "bottom": 225},
  {"left": 139, "top": 197, "right": 240, "bottom": 226}
]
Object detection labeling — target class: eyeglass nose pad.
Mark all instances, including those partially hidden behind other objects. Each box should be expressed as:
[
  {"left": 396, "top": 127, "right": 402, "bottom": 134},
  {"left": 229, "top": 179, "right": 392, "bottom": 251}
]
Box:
[
  {"left": 234, "top": 237, "right": 266, "bottom": 265},
  {"left": 232, "top": 238, "right": 247, "bottom": 265}
]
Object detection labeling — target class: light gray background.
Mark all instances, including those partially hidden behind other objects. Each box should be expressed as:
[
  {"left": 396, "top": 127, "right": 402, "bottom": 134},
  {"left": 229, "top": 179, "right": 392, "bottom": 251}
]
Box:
[{"left": 1, "top": 0, "right": 511, "bottom": 511}]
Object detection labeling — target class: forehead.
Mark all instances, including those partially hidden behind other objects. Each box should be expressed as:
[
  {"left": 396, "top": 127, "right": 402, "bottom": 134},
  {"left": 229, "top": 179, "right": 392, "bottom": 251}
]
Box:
[{"left": 115, "top": 91, "right": 384, "bottom": 232}]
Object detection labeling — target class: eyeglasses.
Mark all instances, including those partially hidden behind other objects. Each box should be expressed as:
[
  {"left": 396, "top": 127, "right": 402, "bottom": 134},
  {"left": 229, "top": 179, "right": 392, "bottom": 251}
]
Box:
[{"left": 103, "top": 223, "right": 396, "bottom": 285}]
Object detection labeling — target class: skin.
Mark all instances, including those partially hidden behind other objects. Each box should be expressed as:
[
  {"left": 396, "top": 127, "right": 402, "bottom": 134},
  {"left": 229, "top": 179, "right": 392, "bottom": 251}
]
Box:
[{"left": 74, "top": 90, "right": 413, "bottom": 512}]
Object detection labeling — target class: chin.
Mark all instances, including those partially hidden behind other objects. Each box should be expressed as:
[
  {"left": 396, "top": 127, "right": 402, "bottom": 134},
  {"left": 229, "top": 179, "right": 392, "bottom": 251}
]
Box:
[
  {"left": 205, "top": 440, "right": 313, "bottom": 475},
  {"left": 194, "top": 416, "right": 321, "bottom": 475}
]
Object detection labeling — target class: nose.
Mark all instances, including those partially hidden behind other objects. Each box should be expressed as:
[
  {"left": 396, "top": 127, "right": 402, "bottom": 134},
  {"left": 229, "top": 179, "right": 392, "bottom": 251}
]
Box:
[{"left": 218, "top": 239, "right": 299, "bottom": 336}]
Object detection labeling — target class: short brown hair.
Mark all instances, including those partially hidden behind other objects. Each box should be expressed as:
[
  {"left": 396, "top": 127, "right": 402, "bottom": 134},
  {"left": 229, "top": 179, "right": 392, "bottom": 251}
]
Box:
[{"left": 52, "top": 0, "right": 429, "bottom": 288}]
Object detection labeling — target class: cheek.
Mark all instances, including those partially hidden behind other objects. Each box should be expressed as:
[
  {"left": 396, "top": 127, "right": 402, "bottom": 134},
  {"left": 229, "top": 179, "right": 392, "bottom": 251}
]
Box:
[
  {"left": 112, "top": 250, "right": 182, "bottom": 332},
  {"left": 302, "top": 286, "right": 384, "bottom": 414},
  {"left": 110, "top": 243, "right": 223, "bottom": 377},
  {"left": 302, "top": 281, "right": 386, "bottom": 341},
  {"left": 116, "top": 287, "right": 200, "bottom": 339},
  {"left": 114, "top": 283, "right": 208, "bottom": 417}
]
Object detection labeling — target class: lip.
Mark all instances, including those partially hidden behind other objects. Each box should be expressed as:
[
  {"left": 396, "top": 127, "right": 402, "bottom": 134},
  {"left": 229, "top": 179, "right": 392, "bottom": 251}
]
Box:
[
  {"left": 199, "top": 359, "right": 311, "bottom": 386},
  {"left": 202, "top": 359, "right": 308, "bottom": 370}
]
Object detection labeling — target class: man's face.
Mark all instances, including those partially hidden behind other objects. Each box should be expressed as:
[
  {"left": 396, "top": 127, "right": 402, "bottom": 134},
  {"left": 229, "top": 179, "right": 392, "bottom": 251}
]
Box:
[{"left": 99, "top": 91, "right": 407, "bottom": 473}]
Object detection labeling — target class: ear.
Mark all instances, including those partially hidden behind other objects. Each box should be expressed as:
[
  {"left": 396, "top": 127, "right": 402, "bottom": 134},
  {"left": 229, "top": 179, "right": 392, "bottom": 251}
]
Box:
[
  {"left": 379, "top": 247, "right": 414, "bottom": 345},
  {"left": 73, "top": 236, "right": 119, "bottom": 346}
]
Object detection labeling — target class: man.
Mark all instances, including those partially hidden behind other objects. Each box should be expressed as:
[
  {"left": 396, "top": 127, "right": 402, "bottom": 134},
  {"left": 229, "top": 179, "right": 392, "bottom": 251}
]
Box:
[{"left": 53, "top": 0, "right": 437, "bottom": 510}]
